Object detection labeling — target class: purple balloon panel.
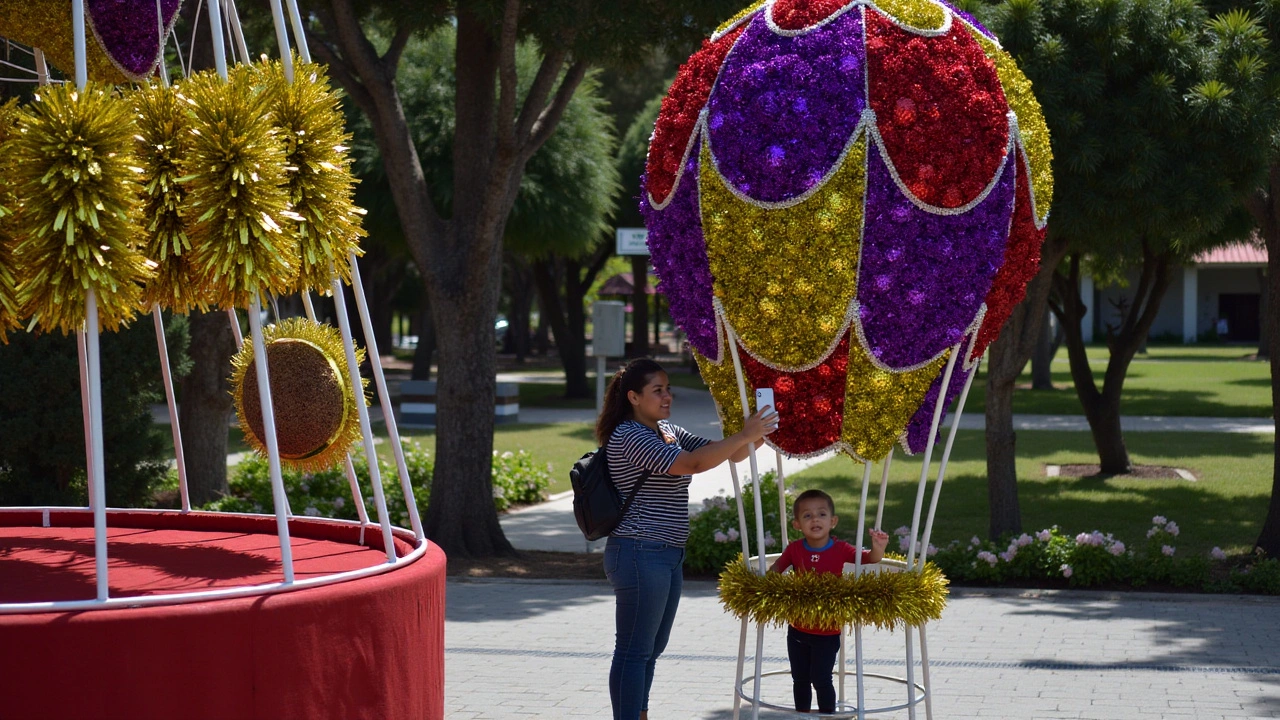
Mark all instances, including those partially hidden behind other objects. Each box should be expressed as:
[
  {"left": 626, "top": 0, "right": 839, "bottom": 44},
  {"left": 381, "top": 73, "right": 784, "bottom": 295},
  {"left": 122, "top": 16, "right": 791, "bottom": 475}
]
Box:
[
  {"left": 706, "top": 10, "right": 866, "bottom": 203},
  {"left": 87, "top": 0, "right": 182, "bottom": 78},
  {"left": 856, "top": 141, "right": 1014, "bottom": 369},
  {"left": 902, "top": 346, "right": 973, "bottom": 453},
  {"left": 642, "top": 144, "right": 718, "bottom": 359}
]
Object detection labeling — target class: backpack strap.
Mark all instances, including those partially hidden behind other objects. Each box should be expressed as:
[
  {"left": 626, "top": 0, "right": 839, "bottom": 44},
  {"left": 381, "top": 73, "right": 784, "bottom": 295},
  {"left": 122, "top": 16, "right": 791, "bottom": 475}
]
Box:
[{"left": 617, "top": 469, "right": 653, "bottom": 522}]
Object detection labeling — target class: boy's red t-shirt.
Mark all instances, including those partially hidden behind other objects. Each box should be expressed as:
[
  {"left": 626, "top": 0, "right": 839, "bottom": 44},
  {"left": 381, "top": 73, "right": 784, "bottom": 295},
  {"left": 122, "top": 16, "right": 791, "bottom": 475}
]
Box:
[{"left": 774, "top": 538, "right": 874, "bottom": 636}]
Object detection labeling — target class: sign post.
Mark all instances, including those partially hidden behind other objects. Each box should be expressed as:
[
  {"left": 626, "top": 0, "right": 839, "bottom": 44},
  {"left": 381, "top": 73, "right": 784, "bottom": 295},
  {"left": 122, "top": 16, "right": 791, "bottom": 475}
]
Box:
[{"left": 591, "top": 301, "right": 627, "bottom": 413}]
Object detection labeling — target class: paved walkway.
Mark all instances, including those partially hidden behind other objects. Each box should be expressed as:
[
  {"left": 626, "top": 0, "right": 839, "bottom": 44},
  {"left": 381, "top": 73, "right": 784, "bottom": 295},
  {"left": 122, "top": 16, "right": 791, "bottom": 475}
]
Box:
[{"left": 445, "top": 580, "right": 1280, "bottom": 719}]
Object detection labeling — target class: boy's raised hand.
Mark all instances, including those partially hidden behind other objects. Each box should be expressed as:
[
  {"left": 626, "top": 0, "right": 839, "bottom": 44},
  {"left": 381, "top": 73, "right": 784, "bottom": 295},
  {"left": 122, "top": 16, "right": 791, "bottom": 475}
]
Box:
[{"left": 867, "top": 528, "right": 889, "bottom": 563}]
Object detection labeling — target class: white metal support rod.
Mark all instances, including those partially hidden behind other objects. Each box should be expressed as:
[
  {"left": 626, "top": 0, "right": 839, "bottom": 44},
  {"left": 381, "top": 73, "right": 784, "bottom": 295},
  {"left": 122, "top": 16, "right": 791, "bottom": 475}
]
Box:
[
  {"left": 223, "top": 0, "right": 251, "bottom": 67},
  {"left": 775, "top": 448, "right": 787, "bottom": 550},
  {"left": 838, "top": 625, "right": 847, "bottom": 705},
  {"left": 919, "top": 623, "right": 934, "bottom": 720},
  {"left": 853, "top": 460, "right": 873, "bottom": 719},
  {"left": 732, "top": 616, "right": 748, "bottom": 720},
  {"left": 33, "top": 49, "right": 48, "bottom": 84},
  {"left": 227, "top": 308, "right": 243, "bottom": 347},
  {"left": 905, "top": 626, "right": 918, "bottom": 720},
  {"left": 155, "top": 0, "right": 169, "bottom": 86},
  {"left": 247, "top": 295, "right": 296, "bottom": 582},
  {"left": 153, "top": 306, "right": 190, "bottom": 512},
  {"left": 917, "top": 360, "right": 979, "bottom": 570},
  {"left": 266, "top": 0, "right": 295, "bottom": 82},
  {"left": 854, "top": 624, "right": 866, "bottom": 720},
  {"left": 331, "top": 275, "right": 397, "bottom": 562},
  {"left": 85, "top": 290, "right": 108, "bottom": 600},
  {"left": 349, "top": 254, "right": 423, "bottom": 539},
  {"left": 301, "top": 292, "right": 371, "bottom": 541},
  {"left": 728, "top": 463, "right": 751, "bottom": 565},
  {"left": 71, "top": 0, "right": 87, "bottom": 88},
  {"left": 205, "top": 0, "right": 228, "bottom": 79},
  {"left": 282, "top": 0, "right": 312, "bottom": 63},
  {"left": 723, "top": 322, "right": 766, "bottom": 720},
  {"left": 874, "top": 449, "right": 892, "bottom": 531},
  {"left": 906, "top": 345, "right": 960, "bottom": 568},
  {"left": 76, "top": 332, "right": 95, "bottom": 512}
]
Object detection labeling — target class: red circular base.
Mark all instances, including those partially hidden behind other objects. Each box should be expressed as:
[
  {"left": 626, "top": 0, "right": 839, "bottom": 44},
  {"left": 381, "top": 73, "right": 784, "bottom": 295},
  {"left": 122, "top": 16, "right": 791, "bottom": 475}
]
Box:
[{"left": 0, "top": 511, "right": 446, "bottom": 720}]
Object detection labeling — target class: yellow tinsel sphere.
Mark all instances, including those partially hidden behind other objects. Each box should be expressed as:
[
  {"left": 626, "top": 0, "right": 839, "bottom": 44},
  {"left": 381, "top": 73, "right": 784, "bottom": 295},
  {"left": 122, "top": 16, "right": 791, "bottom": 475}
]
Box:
[
  {"left": 230, "top": 318, "right": 367, "bottom": 472},
  {"left": 0, "top": 97, "right": 22, "bottom": 343},
  {"left": 9, "top": 83, "right": 153, "bottom": 334},
  {"left": 131, "top": 81, "right": 198, "bottom": 313},
  {"left": 179, "top": 68, "right": 299, "bottom": 309},
  {"left": 239, "top": 56, "right": 367, "bottom": 294}
]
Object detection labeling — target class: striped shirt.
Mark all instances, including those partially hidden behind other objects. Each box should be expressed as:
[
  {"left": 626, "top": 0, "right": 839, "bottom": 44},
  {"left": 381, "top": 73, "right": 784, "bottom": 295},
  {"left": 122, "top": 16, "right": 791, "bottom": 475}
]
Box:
[{"left": 607, "top": 419, "right": 711, "bottom": 546}]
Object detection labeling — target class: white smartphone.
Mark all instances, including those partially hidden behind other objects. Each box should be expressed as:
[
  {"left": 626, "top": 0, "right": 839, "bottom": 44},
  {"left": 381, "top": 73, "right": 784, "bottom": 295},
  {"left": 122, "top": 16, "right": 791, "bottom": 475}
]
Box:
[{"left": 755, "top": 387, "right": 775, "bottom": 414}]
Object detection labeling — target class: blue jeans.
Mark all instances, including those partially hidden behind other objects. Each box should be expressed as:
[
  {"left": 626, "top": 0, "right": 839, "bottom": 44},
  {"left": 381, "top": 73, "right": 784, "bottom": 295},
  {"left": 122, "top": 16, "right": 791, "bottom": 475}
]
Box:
[
  {"left": 603, "top": 536, "right": 685, "bottom": 720},
  {"left": 788, "top": 626, "right": 841, "bottom": 713}
]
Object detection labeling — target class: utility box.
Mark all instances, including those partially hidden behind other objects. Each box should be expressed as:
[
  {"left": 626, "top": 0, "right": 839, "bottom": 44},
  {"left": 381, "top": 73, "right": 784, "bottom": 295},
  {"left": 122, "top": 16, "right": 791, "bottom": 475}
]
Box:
[{"left": 591, "top": 301, "right": 626, "bottom": 358}]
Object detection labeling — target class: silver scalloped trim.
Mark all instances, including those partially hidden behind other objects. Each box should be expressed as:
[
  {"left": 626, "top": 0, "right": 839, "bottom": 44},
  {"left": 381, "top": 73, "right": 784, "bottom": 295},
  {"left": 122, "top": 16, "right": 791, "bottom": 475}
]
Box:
[
  {"left": 866, "top": 111, "right": 1015, "bottom": 216},
  {"left": 1010, "top": 114, "right": 1051, "bottom": 230},
  {"left": 764, "top": 0, "right": 864, "bottom": 36},
  {"left": 866, "top": 0, "right": 953, "bottom": 37},
  {"left": 851, "top": 301, "right": 954, "bottom": 373},
  {"left": 712, "top": 296, "right": 861, "bottom": 373},
  {"left": 647, "top": 112, "right": 706, "bottom": 211},
  {"left": 705, "top": 113, "right": 873, "bottom": 210}
]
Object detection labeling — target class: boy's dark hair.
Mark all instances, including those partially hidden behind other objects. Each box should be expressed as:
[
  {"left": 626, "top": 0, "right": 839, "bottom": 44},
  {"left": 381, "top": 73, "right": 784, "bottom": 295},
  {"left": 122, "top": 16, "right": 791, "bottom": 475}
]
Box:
[{"left": 793, "top": 489, "right": 836, "bottom": 517}]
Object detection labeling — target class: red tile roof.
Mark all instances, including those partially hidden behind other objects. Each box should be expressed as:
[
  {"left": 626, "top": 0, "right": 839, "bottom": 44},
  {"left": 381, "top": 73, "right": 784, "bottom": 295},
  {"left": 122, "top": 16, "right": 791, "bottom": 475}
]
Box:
[{"left": 1195, "top": 238, "right": 1267, "bottom": 266}]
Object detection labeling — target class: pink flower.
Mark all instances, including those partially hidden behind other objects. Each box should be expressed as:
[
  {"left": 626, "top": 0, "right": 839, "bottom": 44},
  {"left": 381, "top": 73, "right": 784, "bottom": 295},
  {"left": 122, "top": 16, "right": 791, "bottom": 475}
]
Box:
[
  {"left": 1146, "top": 527, "right": 1158, "bottom": 539},
  {"left": 970, "top": 536, "right": 981, "bottom": 546},
  {"left": 1210, "top": 547, "right": 1227, "bottom": 561},
  {"left": 1152, "top": 515, "right": 1167, "bottom": 525},
  {"left": 1108, "top": 542, "right": 1126, "bottom": 556},
  {"left": 1036, "top": 529, "right": 1052, "bottom": 542},
  {"left": 1162, "top": 545, "right": 1176, "bottom": 557},
  {"left": 714, "top": 531, "right": 728, "bottom": 543},
  {"left": 1165, "top": 522, "right": 1179, "bottom": 537},
  {"left": 894, "top": 525, "right": 911, "bottom": 537},
  {"left": 977, "top": 551, "right": 997, "bottom": 566},
  {"left": 1060, "top": 564, "right": 1073, "bottom": 578},
  {"left": 727, "top": 528, "right": 740, "bottom": 542},
  {"left": 999, "top": 548, "right": 1016, "bottom": 562},
  {"left": 1016, "top": 534, "right": 1033, "bottom": 547},
  {"left": 899, "top": 536, "right": 912, "bottom": 552},
  {"left": 927, "top": 544, "right": 938, "bottom": 556}
]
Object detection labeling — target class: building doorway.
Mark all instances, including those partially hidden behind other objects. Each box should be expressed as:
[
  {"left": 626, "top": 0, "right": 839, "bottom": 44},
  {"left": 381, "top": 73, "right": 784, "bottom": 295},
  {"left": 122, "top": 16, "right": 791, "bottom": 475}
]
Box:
[{"left": 1218, "top": 293, "right": 1260, "bottom": 342}]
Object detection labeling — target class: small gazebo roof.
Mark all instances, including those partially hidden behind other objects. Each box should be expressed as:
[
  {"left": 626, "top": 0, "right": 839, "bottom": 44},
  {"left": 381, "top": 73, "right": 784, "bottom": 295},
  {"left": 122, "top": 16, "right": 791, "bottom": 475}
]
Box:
[{"left": 598, "top": 272, "right": 658, "bottom": 296}]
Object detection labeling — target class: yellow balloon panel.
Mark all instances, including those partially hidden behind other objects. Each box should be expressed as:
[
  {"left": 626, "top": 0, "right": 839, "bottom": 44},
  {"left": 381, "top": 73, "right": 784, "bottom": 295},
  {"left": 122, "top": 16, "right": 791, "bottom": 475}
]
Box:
[
  {"left": 696, "top": 339, "right": 747, "bottom": 439},
  {"left": 700, "top": 134, "right": 867, "bottom": 370},
  {"left": 873, "top": 0, "right": 948, "bottom": 32},
  {"left": 0, "top": 1, "right": 127, "bottom": 84},
  {"left": 841, "top": 342, "right": 948, "bottom": 461},
  {"left": 967, "top": 28, "right": 1053, "bottom": 226}
]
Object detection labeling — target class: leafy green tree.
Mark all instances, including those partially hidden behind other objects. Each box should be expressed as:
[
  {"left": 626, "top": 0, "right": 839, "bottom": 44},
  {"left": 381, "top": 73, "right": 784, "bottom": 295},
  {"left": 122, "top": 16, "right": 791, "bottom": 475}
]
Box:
[
  {"left": 302, "top": 0, "right": 740, "bottom": 556},
  {"left": 0, "top": 317, "right": 191, "bottom": 507},
  {"left": 986, "top": 0, "right": 1272, "bottom": 477}
]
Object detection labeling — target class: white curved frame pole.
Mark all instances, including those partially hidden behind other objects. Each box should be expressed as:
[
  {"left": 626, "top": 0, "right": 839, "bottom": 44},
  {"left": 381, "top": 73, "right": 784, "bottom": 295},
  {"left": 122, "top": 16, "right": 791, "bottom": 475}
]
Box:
[
  {"left": 349, "top": 254, "right": 424, "bottom": 539},
  {"left": 205, "top": 0, "right": 227, "bottom": 79},
  {"left": 247, "top": 294, "right": 296, "bottom": 582},
  {"left": 874, "top": 450, "right": 892, "bottom": 531},
  {"left": 153, "top": 306, "right": 190, "bottom": 512},
  {"left": 332, "top": 273, "right": 397, "bottom": 562},
  {"left": 223, "top": 0, "right": 251, "bottom": 68},
  {"left": 76, "top": 332, "right": 94, "bottom": 514},
  {"left": 265, "top": 0, "right": 295, "bottom": 82},
  {"left": 728, "top": 462, "right": 752, "bottom": 720},
  {"left": 775, "top": 448, "right": 788, "bottom": 551},
  {"left": 852, "top": 459, "right": 873, "bottom": 719},
  {"left": 281, "top": 0, "right": 312, "bottom": 64},
  {"left": 917, "top": 358, "right": 979, "bottom": 570},
  {"left": 724, "top": 324, "right": 766, "bottom": 720},
  {"left": 301, "top": 291, "right": 372, "bottom": 544}
]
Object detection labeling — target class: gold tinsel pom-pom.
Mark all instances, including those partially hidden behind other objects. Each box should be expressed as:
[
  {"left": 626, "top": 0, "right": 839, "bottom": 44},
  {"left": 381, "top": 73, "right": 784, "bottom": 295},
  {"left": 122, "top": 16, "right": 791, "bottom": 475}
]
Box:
[
  {"left": 241, "top": 56, "right": 366, "bottom": 293},
  {"left": 718, "top": 556, "right": 949, "bottom": 632},
  {"left": 9, "top": 83, "right": 153, "bottom": 334},
  {"left": 230, "top": 318, "right": 368, "bottom": 473},
  {"left": 180, "top": 68, "right": 299, "bottom": 309},
  {"left": 0, "top": 98, "right": 22, "bottom": 342},
  {"left": 132, "top": 82, "right": 198, "bottom": 313}
]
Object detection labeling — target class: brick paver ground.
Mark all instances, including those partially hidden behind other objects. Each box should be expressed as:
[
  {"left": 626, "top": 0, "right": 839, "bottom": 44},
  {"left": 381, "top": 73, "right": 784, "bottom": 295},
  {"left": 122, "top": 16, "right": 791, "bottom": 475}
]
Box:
[{"left": 444, "top": 579, "right": 1280, "bottom": 719}]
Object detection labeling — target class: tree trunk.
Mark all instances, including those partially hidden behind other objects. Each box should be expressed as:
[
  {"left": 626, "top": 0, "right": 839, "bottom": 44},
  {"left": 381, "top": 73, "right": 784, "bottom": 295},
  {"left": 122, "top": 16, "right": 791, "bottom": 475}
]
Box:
[
  {"left": 1250, "top": 167, "right": 1280, "bottom": 556},
  {"left": 1258, "top": 268, "right": 1269, "bottom": 359},
  {"left": 411, "top": 290, "right": 435, "bottom": 381},
  {"left": 179, "top": 309, "right": 237, "bottom": 505},
  {"left": 1052, "top": 244, "right": 1175, "bottom": 475},
  {"left": 504, "top": 255, "right": 534, "bottom": 362},
  {"left": 983, "top": 235, "right": 1069, "bottom": 539},
  {"left": 533, "top": 258, "right": 591, "bottom": 398},
  {"left": 629, "top": 254, "right": 650, "bottom": 357},
  {"left": 1030, "top": 306, "right": 1056, "bottom": 390}
]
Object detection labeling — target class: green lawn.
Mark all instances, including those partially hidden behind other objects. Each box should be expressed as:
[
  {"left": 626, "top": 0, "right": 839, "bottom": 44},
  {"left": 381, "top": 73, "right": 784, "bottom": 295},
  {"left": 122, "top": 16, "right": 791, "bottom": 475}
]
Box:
[
  {"left": 966, "top": 345, "right": 1271, "bottom": 418},
  {"left": 789, "top": 429, "right": 1273, "bottom": 556}
]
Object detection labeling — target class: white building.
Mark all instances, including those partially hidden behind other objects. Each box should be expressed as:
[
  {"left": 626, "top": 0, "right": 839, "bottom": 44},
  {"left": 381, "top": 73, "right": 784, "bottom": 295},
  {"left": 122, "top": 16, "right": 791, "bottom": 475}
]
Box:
[{"left": 1081, "top": 240, "right": 1266, "bottom": 343}]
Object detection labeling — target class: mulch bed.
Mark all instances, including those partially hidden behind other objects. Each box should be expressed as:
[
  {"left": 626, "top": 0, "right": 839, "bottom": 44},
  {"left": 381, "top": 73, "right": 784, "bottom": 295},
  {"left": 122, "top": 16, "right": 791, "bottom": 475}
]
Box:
[{"left": 1053, "top": 464, "right": 1193, "bottom": 480}]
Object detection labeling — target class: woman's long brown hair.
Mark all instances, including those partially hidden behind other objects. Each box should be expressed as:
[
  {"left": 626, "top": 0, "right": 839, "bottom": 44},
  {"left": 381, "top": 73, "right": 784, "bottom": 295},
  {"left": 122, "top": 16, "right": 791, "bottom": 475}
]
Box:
[{"left": 594, "top": 358, "right": 665, "bottom": 446}]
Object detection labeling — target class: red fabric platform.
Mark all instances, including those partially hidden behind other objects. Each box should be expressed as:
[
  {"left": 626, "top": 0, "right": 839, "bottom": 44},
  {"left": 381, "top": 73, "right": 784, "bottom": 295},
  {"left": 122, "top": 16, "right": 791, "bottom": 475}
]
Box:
[{"left": 0, "top": 511, "right": 446, "bottom": 720}]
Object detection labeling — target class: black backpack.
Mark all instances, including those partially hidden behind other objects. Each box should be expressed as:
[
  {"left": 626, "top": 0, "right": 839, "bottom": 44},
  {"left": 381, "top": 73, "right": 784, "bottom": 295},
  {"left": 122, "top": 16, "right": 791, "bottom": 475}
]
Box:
[{"left": 570, "top": 448, "right": 652, "bottom": 541}]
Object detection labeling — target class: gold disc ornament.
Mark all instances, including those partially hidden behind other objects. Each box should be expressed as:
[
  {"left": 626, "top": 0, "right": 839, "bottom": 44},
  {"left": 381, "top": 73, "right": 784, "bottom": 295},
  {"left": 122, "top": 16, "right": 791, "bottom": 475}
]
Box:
[{"left": 231, "top": 318, "right": 366, "bottom": 472}]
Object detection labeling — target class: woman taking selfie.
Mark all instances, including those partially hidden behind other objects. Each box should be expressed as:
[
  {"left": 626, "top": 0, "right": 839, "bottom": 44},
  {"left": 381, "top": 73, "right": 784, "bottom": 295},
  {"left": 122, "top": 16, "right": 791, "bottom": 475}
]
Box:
[{"left": 595, "top": 357, "right": 778, "bottom": 720}]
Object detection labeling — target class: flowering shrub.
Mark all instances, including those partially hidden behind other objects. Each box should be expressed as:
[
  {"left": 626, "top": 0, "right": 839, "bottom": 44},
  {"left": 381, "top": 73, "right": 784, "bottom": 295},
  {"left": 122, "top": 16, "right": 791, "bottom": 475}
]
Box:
[
  {"left": 930, "top": 516, "right": 1276, "bottom": 594},
  {"left": 685, "top": 472, "right": 797, "bottom": 575},
  {"left": 205, "top": 442, "right": 549, "bottom": 525}
]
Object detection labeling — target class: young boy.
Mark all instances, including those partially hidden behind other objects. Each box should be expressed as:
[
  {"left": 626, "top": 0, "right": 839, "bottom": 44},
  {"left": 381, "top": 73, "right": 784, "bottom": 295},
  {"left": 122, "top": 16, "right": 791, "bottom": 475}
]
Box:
[{"left": 769, "top": 489, "right": 889, "bottom": 714}]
